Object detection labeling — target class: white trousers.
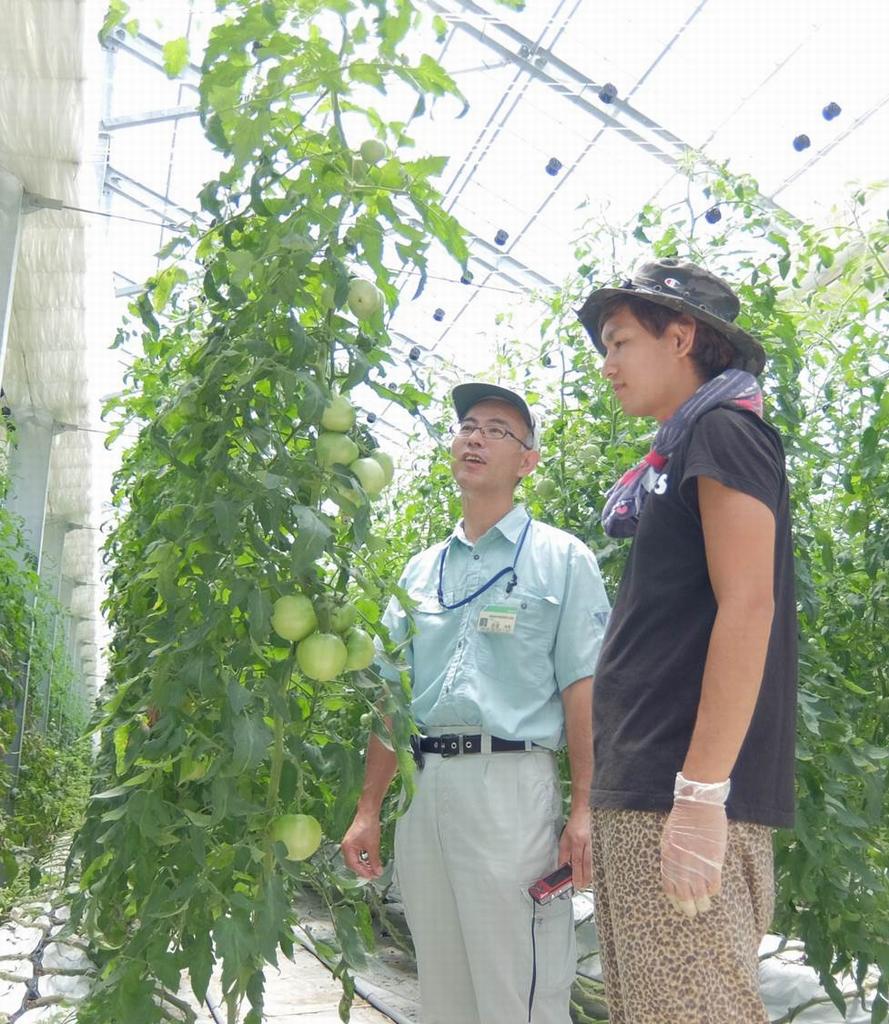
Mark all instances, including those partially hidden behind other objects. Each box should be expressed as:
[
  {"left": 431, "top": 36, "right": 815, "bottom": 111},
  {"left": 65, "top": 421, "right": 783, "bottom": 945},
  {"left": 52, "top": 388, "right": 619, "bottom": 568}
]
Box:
[{"left": 394, "top": 742, "right": 576, "bottom": 1024}]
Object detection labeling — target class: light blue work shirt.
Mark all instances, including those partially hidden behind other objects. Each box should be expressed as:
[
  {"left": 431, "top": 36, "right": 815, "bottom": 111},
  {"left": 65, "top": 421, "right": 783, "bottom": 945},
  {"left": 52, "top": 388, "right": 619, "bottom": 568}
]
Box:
[{"left": 377, "top": 505, "right": 611, "bottom": 750}]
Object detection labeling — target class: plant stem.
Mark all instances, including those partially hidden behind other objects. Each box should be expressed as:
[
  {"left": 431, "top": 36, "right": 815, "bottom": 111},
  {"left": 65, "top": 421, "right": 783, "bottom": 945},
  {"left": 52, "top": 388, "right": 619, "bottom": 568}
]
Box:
[{"left": 263, "top": 657, "right": 291, "bottom": 878}]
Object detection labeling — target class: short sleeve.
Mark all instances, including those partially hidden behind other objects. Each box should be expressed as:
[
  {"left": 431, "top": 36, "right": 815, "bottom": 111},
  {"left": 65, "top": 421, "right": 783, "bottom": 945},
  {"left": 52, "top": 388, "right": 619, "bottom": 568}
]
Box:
[
  {"left": 679, "top": 408, "right": 785, "bottom": 515},
  {"left": 553, "top": 541, "right": 612, "bottom": 690}
]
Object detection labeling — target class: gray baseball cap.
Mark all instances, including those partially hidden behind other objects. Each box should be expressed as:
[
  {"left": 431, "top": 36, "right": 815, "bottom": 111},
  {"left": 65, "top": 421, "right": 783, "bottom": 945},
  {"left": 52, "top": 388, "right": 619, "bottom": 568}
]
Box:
[
  {"left": 451, "top": 382, "right": 540, "bottom": 449},
  {"left": 577, "top": 258, "right": 766, "bottom": 376}
]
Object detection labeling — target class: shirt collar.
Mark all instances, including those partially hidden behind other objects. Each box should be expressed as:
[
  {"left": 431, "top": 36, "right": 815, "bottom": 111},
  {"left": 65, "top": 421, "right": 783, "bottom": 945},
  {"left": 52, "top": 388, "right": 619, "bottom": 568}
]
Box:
[{"left": 453, "top": 504, "right": 529, "bottom": 547}]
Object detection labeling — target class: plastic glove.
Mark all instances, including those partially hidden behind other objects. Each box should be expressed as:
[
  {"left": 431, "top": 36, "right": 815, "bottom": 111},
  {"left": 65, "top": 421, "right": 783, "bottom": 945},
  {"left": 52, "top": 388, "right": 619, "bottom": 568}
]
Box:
[{"left": 661, "top": 772, "right": 730, "bottom": 918}]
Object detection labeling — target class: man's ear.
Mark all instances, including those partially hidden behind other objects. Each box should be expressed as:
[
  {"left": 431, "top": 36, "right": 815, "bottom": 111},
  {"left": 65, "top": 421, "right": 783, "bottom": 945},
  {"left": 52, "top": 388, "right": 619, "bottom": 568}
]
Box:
[
  {"left": 670, "top": 316, "right": 697, "bottom": 359},
  {"left": 518, "top": 450, "right": 541, "bottom": 480}
]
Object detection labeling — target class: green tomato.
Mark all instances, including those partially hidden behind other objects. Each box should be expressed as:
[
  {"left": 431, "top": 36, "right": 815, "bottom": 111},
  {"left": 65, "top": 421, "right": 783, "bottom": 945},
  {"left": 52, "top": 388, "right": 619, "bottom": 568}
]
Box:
[
  {"left": 297, "top": 632, "right": 348, "bottom": 681},
  {"left": 344, "top": 627, "right": 376, "bottom": 671},
  {"left": 360, "top": 139, "right": 387, "bottom": 164},
  {"left": 321, "top": 394, "right": 356, "bottom": 432},
  {"left": 330, "top": 601, "right": 358, "bottom": 633},
  {"left": 347, "top": 279, "right": 381, "bottom": 320},
  {"left": 316, "top": 431, "right": 360, "bottom": 467},
  {"left": 269, "top": 813, "right": 322, "bottom": 861},
  {"left": 535, "top": 478, "right": 557, "bottom": 500},
  {"left": 350, "top": 457, "right": 386, "bottom": 497},
  {"left": 316, "top": 596, "right": 359, "bottom": 632},
  {"left": 359, "top": 711, "right": 374, "bottom": 730},
  {"left": 369, "top": 450, "right": 395, "bottom": 485},
  {"left": 271, "top": 594, "right": 318, "bottom": 642}
]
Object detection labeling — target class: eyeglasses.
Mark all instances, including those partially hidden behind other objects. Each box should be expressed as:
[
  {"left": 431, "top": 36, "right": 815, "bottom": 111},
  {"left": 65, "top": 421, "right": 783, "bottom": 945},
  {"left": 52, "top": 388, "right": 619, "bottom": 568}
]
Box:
[{"left": 449, "top": 422, "right": 533, "bottom": 450}]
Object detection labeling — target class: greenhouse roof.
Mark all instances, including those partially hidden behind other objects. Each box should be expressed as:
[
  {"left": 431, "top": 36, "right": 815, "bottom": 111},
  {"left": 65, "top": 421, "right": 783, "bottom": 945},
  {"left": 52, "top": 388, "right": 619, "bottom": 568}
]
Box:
[{"left": 1, "top": 0, "right": 887, "bottom": 681}]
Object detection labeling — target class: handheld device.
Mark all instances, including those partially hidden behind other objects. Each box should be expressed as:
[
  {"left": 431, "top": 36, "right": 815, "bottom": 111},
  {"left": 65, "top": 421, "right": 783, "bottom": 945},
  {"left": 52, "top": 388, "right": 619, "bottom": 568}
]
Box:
[{"left": 528, "top": 863, "right": 574, "bottom": 905}]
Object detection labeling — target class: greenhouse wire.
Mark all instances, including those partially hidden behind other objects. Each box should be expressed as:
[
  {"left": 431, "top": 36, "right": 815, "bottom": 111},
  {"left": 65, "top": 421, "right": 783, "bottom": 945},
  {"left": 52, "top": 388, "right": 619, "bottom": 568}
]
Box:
[{"left": 203, "top": 995, "right": 225, "bottom": 1024}]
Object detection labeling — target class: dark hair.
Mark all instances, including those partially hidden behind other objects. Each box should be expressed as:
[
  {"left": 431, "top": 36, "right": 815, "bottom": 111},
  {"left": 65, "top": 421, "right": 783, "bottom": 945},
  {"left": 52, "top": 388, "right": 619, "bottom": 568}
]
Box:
[{"left": 597, "top": 295, "right": 736, "bottom": 381}]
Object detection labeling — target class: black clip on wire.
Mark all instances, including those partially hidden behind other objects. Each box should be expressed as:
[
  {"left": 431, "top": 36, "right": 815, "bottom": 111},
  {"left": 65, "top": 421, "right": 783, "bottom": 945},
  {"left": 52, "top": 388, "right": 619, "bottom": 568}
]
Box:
[{"left": 505, "top": 572, "right": 518, "bottom": 595}]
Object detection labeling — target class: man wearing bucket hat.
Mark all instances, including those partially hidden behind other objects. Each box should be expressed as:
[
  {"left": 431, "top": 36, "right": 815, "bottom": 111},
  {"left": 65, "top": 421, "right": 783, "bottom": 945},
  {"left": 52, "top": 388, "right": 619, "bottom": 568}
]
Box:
[
  {"left": 341, "top": 382, "right": 611, "bottom": 1023},
  {"left": 576, "top": 259, "right": 797, "bottom": 1023}
]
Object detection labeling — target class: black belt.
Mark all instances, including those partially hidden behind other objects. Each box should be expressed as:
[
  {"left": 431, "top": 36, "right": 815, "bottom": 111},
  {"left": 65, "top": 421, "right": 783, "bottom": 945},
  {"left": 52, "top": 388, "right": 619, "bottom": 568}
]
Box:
[{"left": 414, "top": 733, "right": 532, "bottom": 758}]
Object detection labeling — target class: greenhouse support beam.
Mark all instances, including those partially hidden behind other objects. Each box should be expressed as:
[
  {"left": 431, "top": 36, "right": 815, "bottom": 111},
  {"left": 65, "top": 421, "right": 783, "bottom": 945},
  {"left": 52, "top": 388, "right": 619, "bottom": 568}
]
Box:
[
  {"left": 429, "top": 0, "right": 683, "bottom": 171},
  {"left": 101, "top": 105, "right": 198, "bottom": 132},
  {"left": 34, "top": 518, "right": 72, "bottom": 733},
  {"left": 437, "top": 0, "right": 797, "bottom": 223},
  {"left": 3, "top": 413, "right": 54, "bottom": 788},
  {"left": 39, "top": 516, "right": 69, "bottom": 590},
  {"left": 0, "top": 168, "right": 24, "bottom": 391},
  {"left": 5, "top": 412, "right": 54, "bottom": 566},
  {"left": 470, "top": 235, "right": 557, "bottom": 290},
  {"left": 105, "top": 165, "right": 198, "bottom": 229},
  {"left": 61, "top": 620, "right": 85, "bottom": 738},
  {"left": 37, "top": 610, "right": 61, "bottom": 735},
  {"left": 53, "top": 578, "right": 75, "bottom": 738}
]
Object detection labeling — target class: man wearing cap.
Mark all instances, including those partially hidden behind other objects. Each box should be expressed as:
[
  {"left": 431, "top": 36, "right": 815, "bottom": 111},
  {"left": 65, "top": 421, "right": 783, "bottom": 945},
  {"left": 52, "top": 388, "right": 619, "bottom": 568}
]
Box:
[
  {"left": 341, "top": 382, "right": 611, "bottom": 1024},
  {"left": 576, "top": 258, "right": 797, "bottom": 1023}
]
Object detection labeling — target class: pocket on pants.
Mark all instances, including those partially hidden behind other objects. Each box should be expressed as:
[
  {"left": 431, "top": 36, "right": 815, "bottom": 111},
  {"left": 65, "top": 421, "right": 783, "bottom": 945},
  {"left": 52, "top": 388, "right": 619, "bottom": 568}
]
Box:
[{"left": 521, "top": 889, "right": 577, "bottom": 994}]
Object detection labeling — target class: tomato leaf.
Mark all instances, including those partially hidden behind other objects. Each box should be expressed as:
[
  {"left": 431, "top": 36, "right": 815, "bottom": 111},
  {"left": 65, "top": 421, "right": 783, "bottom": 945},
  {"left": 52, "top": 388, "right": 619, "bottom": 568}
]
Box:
[
  {"left": 162, "top": 37, "right": 190, "bottom": 78},
  {"left": 231, "top": 714, "right": 273, "bottom": 774}
]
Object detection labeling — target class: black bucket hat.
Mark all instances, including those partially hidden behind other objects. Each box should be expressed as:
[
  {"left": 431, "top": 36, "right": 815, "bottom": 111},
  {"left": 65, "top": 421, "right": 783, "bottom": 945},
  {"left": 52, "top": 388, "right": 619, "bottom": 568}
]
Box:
[
  {"left": 451, "top": 382, "right": 540, "bottom": 449},
  {"left": 577, "top": 258, "right": 766, "bottom": 376}
]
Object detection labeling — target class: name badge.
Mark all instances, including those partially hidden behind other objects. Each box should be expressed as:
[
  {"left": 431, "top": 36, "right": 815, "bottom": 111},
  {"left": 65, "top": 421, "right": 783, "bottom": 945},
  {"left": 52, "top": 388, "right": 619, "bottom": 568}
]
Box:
[{"left": 478, "top": 604, "right": 518, "bottom": 634}]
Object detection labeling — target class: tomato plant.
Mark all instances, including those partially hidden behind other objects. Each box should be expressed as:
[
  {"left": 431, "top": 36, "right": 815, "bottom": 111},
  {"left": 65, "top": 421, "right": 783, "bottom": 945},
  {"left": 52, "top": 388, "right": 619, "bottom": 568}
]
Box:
[
  {"left": 0, "top": 445, "right": 89, "bottom": 891},
  {"left": 71, "top": 3, "right": 480, "bottom": 1022}
]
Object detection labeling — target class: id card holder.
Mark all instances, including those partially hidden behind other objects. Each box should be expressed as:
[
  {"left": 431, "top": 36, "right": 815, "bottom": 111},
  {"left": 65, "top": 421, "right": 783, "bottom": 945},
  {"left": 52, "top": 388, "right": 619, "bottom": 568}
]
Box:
[{"left": 477, "top": 603, "right": 518, "bottom": 635}]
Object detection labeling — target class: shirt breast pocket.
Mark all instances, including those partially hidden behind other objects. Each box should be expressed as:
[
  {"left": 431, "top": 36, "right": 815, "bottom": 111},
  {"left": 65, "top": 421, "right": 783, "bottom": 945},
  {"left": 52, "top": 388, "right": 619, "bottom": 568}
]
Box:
[
  {"left": 409, "top": 594, "right": 452, "bottom": 668},
  {"left": 476, "top": 589, "right": 561, "bottom": 680}
]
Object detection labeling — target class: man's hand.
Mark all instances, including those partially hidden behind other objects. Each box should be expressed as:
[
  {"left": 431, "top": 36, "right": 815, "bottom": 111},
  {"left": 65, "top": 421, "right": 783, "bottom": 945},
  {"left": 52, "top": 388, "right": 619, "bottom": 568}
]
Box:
[
  {"left": 559, "top": 805, "right": 592, "bottom": 891},
  {"left": 661, "top": 773, "right": 729, "bottom": 918},
  {"left": 341, "top": 813, "right": 383, "bottom": 879}
]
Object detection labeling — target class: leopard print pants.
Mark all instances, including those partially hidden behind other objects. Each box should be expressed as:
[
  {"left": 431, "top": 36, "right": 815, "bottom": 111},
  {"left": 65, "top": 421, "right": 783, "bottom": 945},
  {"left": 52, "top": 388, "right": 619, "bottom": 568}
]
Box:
[{"left": 589, "top": 808, "right": 774, "bottom": 1024}]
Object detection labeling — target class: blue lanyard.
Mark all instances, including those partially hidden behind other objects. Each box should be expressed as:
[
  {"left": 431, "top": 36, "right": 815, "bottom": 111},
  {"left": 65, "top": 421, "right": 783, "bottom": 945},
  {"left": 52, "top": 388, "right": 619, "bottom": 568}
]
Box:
[{"left": 437, "top": 516, "right": 533, "bottom": 610}]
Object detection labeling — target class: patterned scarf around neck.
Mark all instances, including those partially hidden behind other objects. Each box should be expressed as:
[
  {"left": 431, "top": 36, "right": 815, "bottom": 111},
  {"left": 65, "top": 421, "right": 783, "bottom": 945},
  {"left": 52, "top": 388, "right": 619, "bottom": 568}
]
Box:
[{"left": 601, "top": 368, "right": 764, "bottom": 538}]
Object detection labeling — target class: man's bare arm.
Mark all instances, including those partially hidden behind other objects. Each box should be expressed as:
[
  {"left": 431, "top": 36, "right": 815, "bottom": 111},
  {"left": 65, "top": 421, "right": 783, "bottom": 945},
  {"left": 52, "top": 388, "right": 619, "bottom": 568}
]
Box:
[
  {"left": 560, "top": 675, "right": 593, "bottom": 889},
  {"left": 683, "top": 475, "right": 776, "bottom": 782},
  {"left": 341, "top": 733, "right": 398, "bottom": 878}
]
